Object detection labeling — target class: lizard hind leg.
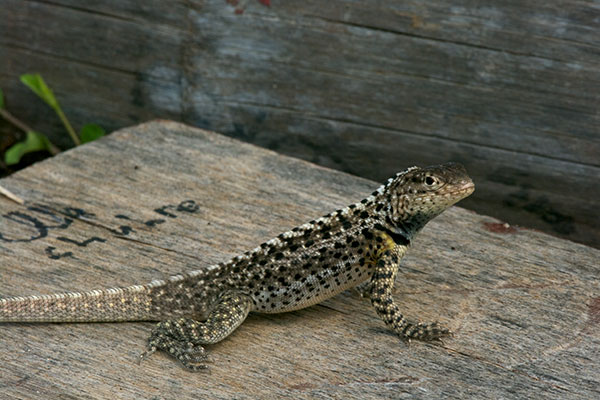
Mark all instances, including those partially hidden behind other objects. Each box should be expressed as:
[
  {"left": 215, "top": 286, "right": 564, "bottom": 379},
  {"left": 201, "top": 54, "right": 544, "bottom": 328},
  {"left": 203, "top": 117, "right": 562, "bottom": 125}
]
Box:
[{"left": 139, "top": 292, "right": 253, "bottom": 371}]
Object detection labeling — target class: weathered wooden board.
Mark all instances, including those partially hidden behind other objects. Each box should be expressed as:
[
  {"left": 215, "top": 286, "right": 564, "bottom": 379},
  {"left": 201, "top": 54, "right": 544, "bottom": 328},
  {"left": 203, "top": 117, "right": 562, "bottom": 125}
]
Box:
[
  {"left": 0, "top": 121, "right": 598, "bottom": 399},
  {"left": 1, "top": 1, "right": 598, "bottom": 248}
]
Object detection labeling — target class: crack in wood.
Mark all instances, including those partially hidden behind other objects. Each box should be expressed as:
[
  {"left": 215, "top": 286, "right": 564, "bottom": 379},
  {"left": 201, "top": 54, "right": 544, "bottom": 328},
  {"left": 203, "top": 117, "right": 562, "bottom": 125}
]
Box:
[{"left": 307, "top": 14, "right": 596, "bottom": 63}]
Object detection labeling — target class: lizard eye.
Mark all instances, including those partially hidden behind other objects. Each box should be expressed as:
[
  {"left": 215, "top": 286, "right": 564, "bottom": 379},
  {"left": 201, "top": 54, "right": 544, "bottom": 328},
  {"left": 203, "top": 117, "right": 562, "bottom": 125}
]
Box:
[{"left": 425, "top": 176, "right": 436, "bottom": 186}]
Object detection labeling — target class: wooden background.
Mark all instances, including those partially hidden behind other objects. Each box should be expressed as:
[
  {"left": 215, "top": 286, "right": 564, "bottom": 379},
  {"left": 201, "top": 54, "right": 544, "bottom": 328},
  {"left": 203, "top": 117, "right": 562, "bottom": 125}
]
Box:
[
  {"left": 1, "top": 0, "right": 599, "bottom": 247},
  {"left": 1, "top": 121, "right": 598, "bottom": 399}
]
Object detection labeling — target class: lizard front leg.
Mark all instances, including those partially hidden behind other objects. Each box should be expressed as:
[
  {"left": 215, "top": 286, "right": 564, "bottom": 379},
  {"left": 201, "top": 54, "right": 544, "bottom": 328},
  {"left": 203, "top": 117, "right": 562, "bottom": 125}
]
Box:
[
  {"left": 140, "top": 291, "right": 253, "bottom": 371},
  {"left": 369, "top": 247, "right": 450, "bottom": 341}
]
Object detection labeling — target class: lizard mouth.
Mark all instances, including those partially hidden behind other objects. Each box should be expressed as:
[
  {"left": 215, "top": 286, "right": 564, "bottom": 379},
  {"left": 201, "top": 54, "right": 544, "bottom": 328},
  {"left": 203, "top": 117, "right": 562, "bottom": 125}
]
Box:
[
  {"left": 458, "top": 181, "right": 475, "bottom": 192},
  {"left": 446, "top": 181, "right": 475, "bottom": 198}
]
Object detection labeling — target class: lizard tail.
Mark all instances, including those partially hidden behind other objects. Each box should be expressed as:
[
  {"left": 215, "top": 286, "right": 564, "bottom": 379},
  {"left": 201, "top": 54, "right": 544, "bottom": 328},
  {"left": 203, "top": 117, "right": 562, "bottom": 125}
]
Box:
[{"left": 0, "top": 281, "right": 166, "bottom": 322}]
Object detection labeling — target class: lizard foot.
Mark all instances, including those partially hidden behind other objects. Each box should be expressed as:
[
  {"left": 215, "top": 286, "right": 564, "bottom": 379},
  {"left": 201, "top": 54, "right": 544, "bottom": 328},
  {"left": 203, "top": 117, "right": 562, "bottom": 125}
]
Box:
[
  {"left": 399, "top": 320, "right": 452, "bottom": 342},
  {"left": 139, "top": 319, "right": 211, "bottom": 371},
  {"left": 139, "top": 294, "right": 252, "bottom": 370}
]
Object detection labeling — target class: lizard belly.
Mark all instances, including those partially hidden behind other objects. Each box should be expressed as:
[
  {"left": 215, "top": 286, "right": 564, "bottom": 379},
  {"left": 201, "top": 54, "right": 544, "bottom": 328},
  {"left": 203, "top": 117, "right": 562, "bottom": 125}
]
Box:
[{"left": 253, "top": 257, "right": 372, "bottom": 314}]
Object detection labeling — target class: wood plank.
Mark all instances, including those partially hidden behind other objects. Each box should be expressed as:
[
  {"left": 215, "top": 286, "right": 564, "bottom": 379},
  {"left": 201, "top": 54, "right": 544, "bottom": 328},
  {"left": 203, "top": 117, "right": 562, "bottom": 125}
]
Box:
[
  {"left": 0, "top": 121, "right": 598, "bottom": 399},
  {"left": 1, "top": 0, "right": 598, "bottom": 247}
]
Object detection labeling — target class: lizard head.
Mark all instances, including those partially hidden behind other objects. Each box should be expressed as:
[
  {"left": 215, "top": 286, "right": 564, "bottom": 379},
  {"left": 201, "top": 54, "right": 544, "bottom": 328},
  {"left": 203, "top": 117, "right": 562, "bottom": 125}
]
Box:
[{"left": 382, "top": 163, "right": 475, "bottom": 239}]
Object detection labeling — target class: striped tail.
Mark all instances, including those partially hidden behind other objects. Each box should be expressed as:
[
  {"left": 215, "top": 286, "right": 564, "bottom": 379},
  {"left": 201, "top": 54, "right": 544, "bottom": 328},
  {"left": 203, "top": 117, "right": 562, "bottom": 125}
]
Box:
[{"left": 0, "top": 281, "right": 166, "bottom": 323}]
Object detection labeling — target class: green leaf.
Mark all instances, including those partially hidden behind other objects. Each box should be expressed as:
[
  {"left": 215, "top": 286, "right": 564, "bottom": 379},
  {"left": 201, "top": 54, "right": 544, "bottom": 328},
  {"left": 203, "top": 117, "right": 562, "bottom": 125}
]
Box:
[
  {"left": 0, "top": 87, "right": 4, "bottom": 109},
  {"left": 20, "top": 73, "right": 80, "bottom": 146},
  {"left": 20, "top": 74, "right": 59, "bottom": 110},
  {"left": 79, "top": 123, "right": 106, "bottom": 144},
  {"left": 4, "top": 131, "right": 52, "bottom": 165}
]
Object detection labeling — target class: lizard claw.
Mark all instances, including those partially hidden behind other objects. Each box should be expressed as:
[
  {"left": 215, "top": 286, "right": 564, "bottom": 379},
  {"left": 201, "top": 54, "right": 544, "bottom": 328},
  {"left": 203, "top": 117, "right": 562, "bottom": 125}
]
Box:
[{"left": 138, "top": 345, "right": 157, "bottom": 365}]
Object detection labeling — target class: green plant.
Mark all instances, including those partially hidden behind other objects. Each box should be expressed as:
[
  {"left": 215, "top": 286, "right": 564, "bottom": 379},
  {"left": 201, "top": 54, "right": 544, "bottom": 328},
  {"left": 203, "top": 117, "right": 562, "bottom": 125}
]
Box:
[{"left": 0, "top": 74, "right": 105, "bottom": 166}]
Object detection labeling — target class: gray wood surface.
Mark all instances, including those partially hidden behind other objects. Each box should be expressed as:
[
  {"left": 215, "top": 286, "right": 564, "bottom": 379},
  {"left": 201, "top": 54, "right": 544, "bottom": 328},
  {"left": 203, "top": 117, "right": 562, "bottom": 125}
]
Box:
[
  {"left": 1, "top": 1, "right": 598, "bottom": 248},
  {"left": 0, "top": 121, "right": 598, "bottom": 399}
]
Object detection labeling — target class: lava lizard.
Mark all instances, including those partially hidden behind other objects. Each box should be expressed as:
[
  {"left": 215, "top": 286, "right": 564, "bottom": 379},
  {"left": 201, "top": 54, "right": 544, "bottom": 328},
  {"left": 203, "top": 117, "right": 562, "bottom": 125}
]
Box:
[{"left": 0, "top": 163, "right": 474, "bottom": 371}]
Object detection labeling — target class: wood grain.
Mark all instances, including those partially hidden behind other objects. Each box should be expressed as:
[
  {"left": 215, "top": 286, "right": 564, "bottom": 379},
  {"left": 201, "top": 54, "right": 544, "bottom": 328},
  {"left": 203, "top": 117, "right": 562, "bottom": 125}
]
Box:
[
  {"left": 0, "top": 121, "right": 598, "bottom": 399},
  {"left": 1, "top": 1, "right": 598, "bottom": 247}
]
